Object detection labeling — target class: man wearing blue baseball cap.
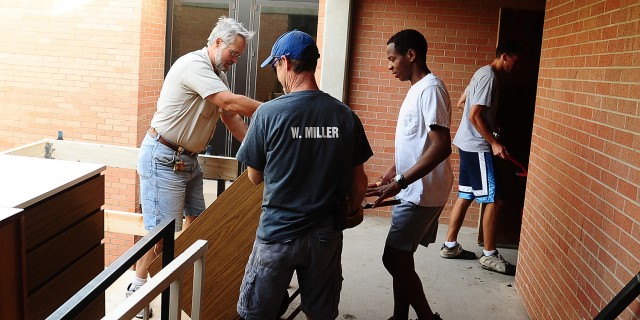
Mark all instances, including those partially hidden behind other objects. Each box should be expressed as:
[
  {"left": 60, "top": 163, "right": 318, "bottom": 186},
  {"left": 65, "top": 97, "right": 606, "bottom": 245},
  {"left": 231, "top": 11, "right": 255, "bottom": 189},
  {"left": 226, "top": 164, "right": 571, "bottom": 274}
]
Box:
[{"left": 236, "top": 30, "right": 373, "bottom": 319}]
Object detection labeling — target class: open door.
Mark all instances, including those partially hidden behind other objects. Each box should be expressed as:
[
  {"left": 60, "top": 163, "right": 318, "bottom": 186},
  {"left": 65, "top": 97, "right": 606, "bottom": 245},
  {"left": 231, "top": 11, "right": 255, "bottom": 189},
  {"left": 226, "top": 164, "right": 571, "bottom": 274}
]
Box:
[{"left": 478, "top": 7, "right": 545, "bottom": 247}]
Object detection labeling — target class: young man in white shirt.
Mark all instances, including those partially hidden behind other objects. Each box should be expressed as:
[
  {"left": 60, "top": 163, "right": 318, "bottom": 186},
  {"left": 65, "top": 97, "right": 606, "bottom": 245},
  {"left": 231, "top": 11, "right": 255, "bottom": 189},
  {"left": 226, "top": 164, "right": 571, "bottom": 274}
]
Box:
[{"left": 367, "top": 29, "right": 452, "bottom": 320}]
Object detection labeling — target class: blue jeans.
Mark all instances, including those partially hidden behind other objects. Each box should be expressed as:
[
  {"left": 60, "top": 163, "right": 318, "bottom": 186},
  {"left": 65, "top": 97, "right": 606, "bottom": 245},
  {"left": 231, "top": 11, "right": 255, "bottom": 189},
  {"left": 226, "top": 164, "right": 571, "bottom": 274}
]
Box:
[
  {"left": 137, "top": 133, "right": 205, "bottom": 231},
  {"left": 237, "top": 224, "right": 343, "bottom": 320}
]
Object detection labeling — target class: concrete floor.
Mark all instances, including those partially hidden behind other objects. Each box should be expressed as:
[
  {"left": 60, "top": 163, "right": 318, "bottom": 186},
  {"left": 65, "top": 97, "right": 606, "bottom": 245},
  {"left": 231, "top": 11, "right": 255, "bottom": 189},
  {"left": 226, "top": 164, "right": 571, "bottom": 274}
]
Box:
[{"left": 105, "top": 215, "right": 528, "bottom": 320}]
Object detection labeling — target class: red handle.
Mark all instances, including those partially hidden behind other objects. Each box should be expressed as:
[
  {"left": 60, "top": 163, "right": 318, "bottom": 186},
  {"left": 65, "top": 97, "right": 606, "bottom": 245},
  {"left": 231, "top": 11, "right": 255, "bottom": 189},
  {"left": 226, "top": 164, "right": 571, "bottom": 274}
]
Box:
[{"left": 505, "top": 154, "right": 528, "bottom": 177}]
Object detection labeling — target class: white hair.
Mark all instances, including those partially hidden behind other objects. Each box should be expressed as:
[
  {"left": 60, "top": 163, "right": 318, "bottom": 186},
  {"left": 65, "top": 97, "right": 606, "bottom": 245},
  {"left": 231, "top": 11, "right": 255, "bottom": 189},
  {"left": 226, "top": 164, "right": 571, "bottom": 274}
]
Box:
[{"left": 207, "top": 16, "right": 254, "bottom": 47}]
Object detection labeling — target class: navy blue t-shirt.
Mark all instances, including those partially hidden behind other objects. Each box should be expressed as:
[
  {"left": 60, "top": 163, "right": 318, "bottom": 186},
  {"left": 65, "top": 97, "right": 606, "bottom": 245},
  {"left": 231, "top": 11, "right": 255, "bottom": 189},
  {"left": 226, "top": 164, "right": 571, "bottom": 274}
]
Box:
[{"left": 236, "top": 90, "right": 373, "bottom": 242}]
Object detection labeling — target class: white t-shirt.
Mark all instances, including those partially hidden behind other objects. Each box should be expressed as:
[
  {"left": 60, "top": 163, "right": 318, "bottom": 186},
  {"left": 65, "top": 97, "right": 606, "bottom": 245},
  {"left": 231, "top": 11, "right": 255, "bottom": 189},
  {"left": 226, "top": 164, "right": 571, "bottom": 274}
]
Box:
[
  {"left": 452, "top": 65, "right": 498, "bottom": 152},
  {"left": 151, "top": 47, "right": 230, "bottom": 152},
  {"left": 395, "top": 73, "right": 453, "bottom": 207}
]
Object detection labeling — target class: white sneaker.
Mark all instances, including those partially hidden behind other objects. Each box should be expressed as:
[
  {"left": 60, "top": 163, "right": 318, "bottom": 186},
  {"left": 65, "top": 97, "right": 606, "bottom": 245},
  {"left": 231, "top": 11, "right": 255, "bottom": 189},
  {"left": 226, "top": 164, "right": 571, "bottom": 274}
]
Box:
[
  {"left": 126, "top": 283, "right": 153, "bottom": 319},
  {"left": 479, "top": 251, "right": 516, "bottom": 275}
]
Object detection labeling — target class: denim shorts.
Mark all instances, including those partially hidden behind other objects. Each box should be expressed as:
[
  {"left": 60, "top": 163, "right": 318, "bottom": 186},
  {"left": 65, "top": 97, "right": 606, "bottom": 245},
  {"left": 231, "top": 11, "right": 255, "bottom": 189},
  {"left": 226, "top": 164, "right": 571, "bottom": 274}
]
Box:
[
  {"left": 237, "top": 224, "right": 343, "bottom": 320},
  {"left": 386, "top": 200, "right": 444, "bottom": 252},
  {"left": 137, "top": 133, "right": 205, "bottom": 232}
]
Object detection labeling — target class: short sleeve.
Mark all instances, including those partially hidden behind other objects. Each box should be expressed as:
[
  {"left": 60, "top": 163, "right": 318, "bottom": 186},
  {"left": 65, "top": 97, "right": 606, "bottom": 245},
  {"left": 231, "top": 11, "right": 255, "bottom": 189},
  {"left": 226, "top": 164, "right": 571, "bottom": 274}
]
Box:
[
  {"left": 469, "top": 73, "right": 494, "bottom": 108},
  {"left": 182, "top": 60, "right": 229, "bottom": 99},
  {"left": 351, "top": 112, "right": 374, "bottom": 166},
  {"left": 236, "top": 111, "right": 267, "bottom": 170},
  {"left": 419, "top": 85, "right": 451, "bottom": 130}
]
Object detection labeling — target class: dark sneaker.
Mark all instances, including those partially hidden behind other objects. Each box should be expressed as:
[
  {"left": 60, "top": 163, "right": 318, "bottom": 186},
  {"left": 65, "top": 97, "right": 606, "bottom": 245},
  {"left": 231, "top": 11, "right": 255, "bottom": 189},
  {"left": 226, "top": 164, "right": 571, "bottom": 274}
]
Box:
[
  {"left": 479, "top": 251, "right": 516, "bottom": 276},
  {"left": 126, "top": 283, "right": 153, "bottom": 319},
  {"left": 433, "top": 313, "right": 443, "bottom": 320},
  {"left": 439, "top": 243, "right": 477, "bottom": 259}
]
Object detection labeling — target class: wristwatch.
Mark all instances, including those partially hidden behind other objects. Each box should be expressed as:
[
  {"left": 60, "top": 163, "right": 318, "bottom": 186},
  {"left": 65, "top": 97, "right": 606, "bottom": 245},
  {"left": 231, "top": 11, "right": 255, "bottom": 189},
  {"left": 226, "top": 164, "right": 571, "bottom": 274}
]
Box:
[{"left": 393, "top": 174, "right": 408, "bottom": 189}]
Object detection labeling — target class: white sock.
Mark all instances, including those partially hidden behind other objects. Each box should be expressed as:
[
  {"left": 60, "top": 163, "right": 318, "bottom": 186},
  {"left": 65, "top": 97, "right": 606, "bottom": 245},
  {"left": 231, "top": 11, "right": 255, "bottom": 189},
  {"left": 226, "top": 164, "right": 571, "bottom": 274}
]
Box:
[
  {"left": 132, "top": 276, "right": 147, "bottom": 290},
  {"left": 445, "top": 241, "right": 457, "bottom": 248},
  {"left": 483, "top": 249, "right": 496, "bottom": 257}
]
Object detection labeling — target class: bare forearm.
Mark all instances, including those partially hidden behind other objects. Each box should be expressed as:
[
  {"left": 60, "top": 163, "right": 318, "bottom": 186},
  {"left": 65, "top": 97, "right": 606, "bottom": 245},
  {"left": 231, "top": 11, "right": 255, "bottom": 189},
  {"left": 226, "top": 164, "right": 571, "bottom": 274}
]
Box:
[
  {"left": 227, "top": 95, "right": 261, "bottom": 117},
  {"left": 207, "top": 91, "right": 261, "bottom": 117},
  {"left": 401, "top": 130, "right": 451, "bottom": 185},
  {"left": 247, "top": 167, "right": 263, "bottom": 185},
  {"left": 349, "top": 165, "right": 368, "bottom": 212},
  {"left": 469, "top": 112, "right": 498, "bottom": 146},
  {"left": 468, "top": 106, "right": 507, "bottom": 157},
  {"left": 220, "top": 112, "right": 248, "bottom": 141}
]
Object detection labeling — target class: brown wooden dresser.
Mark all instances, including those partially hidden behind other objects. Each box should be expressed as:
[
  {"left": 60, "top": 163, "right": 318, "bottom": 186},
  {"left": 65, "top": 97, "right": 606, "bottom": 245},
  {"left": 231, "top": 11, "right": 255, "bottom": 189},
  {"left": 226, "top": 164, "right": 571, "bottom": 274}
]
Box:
[{"left": 0, "top": 155, "right": 106, "bottom": 319}]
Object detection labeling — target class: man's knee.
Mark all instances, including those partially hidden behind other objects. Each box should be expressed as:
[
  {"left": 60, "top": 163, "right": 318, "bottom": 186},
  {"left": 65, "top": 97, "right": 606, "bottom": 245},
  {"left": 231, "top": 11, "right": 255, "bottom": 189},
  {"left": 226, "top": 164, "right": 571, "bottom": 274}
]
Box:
[{"left": 383, "top": 246, "right": 411, "bottom": 275}]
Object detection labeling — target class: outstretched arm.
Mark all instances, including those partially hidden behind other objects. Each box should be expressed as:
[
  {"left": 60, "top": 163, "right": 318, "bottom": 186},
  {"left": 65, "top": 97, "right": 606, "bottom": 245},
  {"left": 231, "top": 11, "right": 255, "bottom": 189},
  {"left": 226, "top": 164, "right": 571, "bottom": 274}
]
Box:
[
  {"left": 207, "top": 90, "right": 261, "bottom": 117},
  {"left": 220, "top": 111, "right": 248, "bottom": 141},
  {"left": 366, "top": 125, "right": 452, "bottom": 207}
]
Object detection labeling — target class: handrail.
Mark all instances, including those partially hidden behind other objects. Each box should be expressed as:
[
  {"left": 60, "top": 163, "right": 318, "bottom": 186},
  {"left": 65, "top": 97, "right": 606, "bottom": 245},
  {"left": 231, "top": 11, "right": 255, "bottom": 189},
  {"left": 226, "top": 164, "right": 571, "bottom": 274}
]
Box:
[
  {"left": 47, "top": 218, "right": 176, "bottom": 320},
  {"left": 593, "top": 271, "right": 640, "bottom": 320},
  {"left": 106, "top": 239, "right": 208, "bottom": 320}
]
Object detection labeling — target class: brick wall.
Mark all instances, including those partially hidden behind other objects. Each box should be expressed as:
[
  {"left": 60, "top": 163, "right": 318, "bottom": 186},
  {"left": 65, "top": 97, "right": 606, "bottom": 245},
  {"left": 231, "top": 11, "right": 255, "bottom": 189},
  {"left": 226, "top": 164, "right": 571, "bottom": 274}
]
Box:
[
  {"left": 516, "top": 1, "right": 640, "bottom": 319},
  {"left": 347, "top": 0, "right": 545, "bottom": 225},
  {"left": 0, "top": 0, "right": 166, "bottom": 266}
]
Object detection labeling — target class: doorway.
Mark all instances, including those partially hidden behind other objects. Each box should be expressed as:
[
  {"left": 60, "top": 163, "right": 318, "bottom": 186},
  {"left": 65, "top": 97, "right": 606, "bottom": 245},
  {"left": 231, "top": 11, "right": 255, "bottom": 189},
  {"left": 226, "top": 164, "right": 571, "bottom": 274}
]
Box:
[
  {"left": 168, "top": 0, "right": 319, "bottom": 157},
  {"left": 478, "top": 8, "right": 545, "bottom": 247}
]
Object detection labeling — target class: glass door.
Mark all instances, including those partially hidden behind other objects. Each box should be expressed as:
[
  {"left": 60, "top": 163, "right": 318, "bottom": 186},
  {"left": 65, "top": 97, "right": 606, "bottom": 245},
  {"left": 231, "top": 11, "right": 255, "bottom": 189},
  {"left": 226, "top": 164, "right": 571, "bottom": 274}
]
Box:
[
  {"left": 165, "top": 0, "right": 319, "bottom": 157},
  {"left": 249, "top": 1, "right": 319, "bottom": 103}
]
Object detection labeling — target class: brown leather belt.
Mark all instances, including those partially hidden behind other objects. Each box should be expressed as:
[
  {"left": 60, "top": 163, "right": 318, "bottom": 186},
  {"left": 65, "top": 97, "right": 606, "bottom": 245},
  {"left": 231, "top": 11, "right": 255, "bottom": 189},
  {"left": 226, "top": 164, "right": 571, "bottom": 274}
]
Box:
[{"left": 148, "top": 128, "right": 199, "bottom": 157}]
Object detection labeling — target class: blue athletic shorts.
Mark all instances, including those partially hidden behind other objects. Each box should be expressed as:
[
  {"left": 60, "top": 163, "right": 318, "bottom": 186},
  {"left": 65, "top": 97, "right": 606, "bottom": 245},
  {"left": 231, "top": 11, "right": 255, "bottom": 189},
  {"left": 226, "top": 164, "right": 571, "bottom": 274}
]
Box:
[
  {"left": 386, "top": 200, "right": 444, "bottom": 252},
  {"left": 137, "top": 133, "right": 205, "bottom": 232},
  {"left": 457, "top": 149, "right": 502, "bottom": 203}
]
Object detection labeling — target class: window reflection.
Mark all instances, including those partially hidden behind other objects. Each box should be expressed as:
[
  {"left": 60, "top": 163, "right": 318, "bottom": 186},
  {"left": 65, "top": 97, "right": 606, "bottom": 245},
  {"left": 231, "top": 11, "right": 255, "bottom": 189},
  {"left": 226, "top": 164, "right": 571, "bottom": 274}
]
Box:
[{"left": 256, "top": 6, "right": 318, "bottom": 102}]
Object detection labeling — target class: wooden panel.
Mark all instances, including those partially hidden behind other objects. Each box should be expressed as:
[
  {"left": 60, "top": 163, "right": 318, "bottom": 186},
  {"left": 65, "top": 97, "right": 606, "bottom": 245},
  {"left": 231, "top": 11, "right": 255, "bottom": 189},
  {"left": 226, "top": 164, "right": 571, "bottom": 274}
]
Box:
[
  {"left": 0, "top": 139, "right": 48, "bottom": 158},
  {"left": 44, "top": 140, "right": 139, "bottom": 170},
  {"left": 198, "top": 154, "right": 239, "bottom": 181},
  {"left": 104, "top": 210, "right": 184, "bottom": 237},
  {"left": 28, "top": 244, "right": 104, "bottom": 320},
  {"left": 104, "top": 209, "right": 146, "bottom": 236},
  {"left": 26, "top": 209, "right": 104, "bottom": 293},
  {"left": 0, "top": 208, "right": 26, "bottom": 320},
  {"left": 23, "top": 174, "right": 104, "bottom": 251},
  {"left": 148, "top": 172, "right": 263, "bottom": 318}
]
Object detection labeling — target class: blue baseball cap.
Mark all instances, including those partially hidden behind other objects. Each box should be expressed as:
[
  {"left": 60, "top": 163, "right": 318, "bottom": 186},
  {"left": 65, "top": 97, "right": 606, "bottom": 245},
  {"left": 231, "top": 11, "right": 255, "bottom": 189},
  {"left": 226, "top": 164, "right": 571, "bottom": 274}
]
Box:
[{"left": 260, "top": 30, "right": 318, "bottom": 68}]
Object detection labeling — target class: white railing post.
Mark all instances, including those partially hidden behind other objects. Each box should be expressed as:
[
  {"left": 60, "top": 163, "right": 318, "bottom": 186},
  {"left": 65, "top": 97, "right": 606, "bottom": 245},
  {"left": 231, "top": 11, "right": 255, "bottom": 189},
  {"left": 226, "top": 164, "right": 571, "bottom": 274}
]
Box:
[
  {"left": 191, "top": 256, "right": 206, "bottom": 320},
  {"left": 169, "top": 278, "right": 181, "bottom": 320},
  {"left": 105, "top": 240, "right": 208, "bottom": 320}
]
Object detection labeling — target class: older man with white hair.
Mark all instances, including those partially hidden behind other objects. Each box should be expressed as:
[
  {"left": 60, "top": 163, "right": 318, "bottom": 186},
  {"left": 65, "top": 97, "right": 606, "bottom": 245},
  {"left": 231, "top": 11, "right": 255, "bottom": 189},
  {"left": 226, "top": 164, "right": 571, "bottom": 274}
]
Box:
[{"left": 128, "top": 16, "right": 261, "bottom": 319}]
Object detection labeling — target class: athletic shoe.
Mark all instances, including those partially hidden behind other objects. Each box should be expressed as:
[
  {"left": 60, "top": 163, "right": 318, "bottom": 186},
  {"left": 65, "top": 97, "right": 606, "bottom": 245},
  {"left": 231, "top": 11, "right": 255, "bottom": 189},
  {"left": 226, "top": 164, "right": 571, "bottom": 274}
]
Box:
[
  {"left": 126, "top": 283, "right": 153, "bottom": 319},
  {"left": 479, "top": 251, "right": 516, "bottom": 276},
  {"left": 439, "top": 243, "right": 477, "bottom": 259}
]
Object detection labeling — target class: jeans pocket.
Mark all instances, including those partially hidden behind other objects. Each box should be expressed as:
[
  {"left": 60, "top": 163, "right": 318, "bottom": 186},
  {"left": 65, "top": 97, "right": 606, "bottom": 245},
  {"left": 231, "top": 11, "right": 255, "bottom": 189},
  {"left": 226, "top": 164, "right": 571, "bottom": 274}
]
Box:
[
  {"left": 137, "top": 143, "right": 154, "bottom": 179},
  {"left": 238, "top": 267, "right": 257, "bottom": 312},
  {"left": 317, "top": 230, "right": 343, "bottom": 247}
]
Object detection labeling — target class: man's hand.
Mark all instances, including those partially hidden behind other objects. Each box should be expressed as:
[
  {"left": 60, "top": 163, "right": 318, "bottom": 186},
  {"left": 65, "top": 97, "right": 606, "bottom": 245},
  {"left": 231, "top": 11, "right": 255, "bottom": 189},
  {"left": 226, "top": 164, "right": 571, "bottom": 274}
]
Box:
[
  {"left": 365, "top": 179, "right": 401, "bottom": 208},
  {"left": 491, "top": 141, "right": 508, "bottom": 159}
]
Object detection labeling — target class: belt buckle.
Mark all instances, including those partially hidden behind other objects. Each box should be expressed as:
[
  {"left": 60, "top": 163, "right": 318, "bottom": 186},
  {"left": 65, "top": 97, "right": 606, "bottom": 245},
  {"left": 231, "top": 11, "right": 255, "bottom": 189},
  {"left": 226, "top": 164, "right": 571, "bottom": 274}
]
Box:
[{"left": 177, "top": 146, "right": 196, "bottom": 157}]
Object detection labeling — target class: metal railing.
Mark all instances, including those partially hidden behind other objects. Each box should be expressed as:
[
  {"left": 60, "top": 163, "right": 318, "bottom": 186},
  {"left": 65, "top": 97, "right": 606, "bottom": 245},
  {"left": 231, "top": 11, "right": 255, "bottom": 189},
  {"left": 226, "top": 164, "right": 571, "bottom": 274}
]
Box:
[
  {"left": 593, "top": 271, "right": 640, "bottom": 320},
  {"left": 48, "top": 219, "right": 176, "bottom": 320},
  {"left": 107, "top": 239, "right": 208, "bottom": 320}
]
